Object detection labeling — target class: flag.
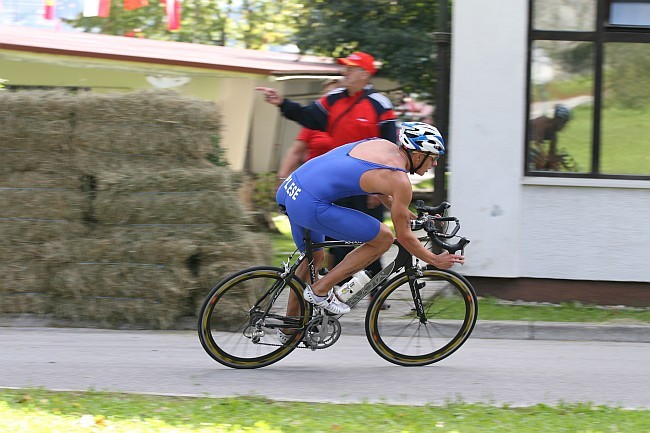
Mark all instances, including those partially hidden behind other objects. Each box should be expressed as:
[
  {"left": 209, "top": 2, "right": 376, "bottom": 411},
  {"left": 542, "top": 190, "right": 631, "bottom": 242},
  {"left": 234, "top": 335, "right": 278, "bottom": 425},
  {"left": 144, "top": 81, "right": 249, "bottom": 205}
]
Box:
[
  {"left": 160, "top": 0, "right": 181, "bottom": 31},
  {"left": 124, "top": 0, "right": 148, "bottom": 11},
  {"left": 83, "top": 0, "right": 111, "bottom": 17},
  {"left": 44, "top": 0, "right": 56, "bottom": 19}
]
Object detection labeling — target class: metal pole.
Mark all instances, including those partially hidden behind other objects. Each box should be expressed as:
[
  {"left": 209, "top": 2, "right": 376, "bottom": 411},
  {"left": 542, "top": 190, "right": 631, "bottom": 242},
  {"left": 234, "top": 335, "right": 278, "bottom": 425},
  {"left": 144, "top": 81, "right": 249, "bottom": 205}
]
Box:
[{"left": 432, "top": 0, "right": 451, "bottom": 206}]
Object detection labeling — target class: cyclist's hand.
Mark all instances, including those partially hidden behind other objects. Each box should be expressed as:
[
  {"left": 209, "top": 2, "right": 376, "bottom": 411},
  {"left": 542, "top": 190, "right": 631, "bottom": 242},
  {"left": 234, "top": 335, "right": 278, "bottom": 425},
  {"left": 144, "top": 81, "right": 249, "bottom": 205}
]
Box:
[
  {"left": 255, "top": 87, "right": 284, "bottom": 106},
  {"left": 433, "top": 251, "right": 464, "bottom": 269}
]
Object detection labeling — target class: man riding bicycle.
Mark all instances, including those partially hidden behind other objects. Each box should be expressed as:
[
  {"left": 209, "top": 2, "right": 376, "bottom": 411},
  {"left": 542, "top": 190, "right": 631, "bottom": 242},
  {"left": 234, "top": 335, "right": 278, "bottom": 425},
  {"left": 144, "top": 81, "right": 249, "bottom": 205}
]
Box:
[{"left": 276, "top": 122, "right": 465, "bottom": 319}]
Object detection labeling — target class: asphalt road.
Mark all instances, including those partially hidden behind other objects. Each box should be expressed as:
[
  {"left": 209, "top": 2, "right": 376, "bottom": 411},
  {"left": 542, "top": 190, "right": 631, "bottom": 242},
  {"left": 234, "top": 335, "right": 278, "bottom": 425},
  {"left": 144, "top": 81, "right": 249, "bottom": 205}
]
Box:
[{"left": 1, "top": 327, "right": 648, "bottom": 408}]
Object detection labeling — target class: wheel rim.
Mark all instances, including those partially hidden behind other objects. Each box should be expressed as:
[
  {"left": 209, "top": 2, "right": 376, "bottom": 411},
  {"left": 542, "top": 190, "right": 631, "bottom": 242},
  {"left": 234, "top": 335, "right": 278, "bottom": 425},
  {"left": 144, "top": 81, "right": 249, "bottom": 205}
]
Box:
[
  {"left": 199, "top": 269, "right": 308, "bottom": 368},
  {"left": 367, "top": 270, "right": 477, "bottom": 366}
]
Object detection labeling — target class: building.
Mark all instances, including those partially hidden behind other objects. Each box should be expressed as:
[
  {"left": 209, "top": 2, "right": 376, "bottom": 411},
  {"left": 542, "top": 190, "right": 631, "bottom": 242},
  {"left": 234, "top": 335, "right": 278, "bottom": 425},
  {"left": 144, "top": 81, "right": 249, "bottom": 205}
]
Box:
[
  {"left": 449, "top": 0, "right": 649, "bottom": 304},
  {"left": 0, "top": 24, "right": 345, "bottom": 173}
]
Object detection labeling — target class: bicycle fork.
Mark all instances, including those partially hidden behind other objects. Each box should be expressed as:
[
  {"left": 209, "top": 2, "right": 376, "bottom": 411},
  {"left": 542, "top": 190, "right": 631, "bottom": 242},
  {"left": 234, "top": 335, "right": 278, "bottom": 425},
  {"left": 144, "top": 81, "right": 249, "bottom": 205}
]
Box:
[{"left": 407, "top": 269, "right": 428, "bottom": 324}]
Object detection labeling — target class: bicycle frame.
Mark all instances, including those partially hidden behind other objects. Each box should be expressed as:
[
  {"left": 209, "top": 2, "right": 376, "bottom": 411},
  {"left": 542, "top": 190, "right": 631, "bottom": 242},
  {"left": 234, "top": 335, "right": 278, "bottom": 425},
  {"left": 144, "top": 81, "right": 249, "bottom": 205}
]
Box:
[{"left": 281, "top": 230, "right": 429, "bottom": 320}]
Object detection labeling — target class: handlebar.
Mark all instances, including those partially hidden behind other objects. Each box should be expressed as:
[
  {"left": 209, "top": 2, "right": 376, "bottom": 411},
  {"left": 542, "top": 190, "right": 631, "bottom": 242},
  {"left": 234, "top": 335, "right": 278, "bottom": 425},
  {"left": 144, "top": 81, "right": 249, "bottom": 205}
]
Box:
[
  {"left": 414, "top": 200, "right": 450, "bottom": 215},
  {"left": 411, "top": 201, "right": 470, "bottom": 255}
]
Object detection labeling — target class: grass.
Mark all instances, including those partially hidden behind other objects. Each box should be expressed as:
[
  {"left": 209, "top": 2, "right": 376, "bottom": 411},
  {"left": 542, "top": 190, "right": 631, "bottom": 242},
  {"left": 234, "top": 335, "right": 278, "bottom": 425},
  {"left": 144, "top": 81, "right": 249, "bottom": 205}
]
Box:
[
  {"left": 1, "top": 388, "right": 649, "bottom": 433},
  {"left": 270, "top": 215, "right": 649, "bottom": 325},
  {"left": 478, "top": 297, "right": 650, "bottom": 324},
  {"left": 559, "top": 104, "right": 650, "bottom": 174}
]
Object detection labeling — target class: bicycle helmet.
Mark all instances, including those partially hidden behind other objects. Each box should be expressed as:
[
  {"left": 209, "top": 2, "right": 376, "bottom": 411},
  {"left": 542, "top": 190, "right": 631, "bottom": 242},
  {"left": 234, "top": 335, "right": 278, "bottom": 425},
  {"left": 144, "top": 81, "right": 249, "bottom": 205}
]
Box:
[
  {"left": 399, "top": 122, "right": 446, "bottom": 156},
  {"left": 554, "top": 104, "right": 571, "bottom": 121}
]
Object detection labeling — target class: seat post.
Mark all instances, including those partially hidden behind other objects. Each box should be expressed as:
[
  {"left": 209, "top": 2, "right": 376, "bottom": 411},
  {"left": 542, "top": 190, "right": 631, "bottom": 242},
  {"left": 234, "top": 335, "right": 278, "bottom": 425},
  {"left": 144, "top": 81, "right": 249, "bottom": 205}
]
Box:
[{"left": 302, "top": 228, "right": 317, "bottom": 284}]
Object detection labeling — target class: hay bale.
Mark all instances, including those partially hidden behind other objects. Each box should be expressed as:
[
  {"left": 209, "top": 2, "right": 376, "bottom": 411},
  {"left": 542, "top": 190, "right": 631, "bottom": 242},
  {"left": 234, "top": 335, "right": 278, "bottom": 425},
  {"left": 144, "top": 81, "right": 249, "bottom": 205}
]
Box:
[
  {"left": 51, "top": 297, "right": 180, "bottom": 329},
  {"left": 0, "top": 90, "right": 75, "bottom": 151},
  {"left": 71, "top": 90, "right": 221, "bottom": 160},
  {"left": 92, "top": 191, "right": 239, "bottom": 225},
  {"left": 0, "top": 219, "right": 88, "bottom": 243},
  {"left": 0, "top": 188, "right": 88, "bottom": 221},
  {"left": 0, "top": 292, "right": 50, "bottom": 314},
  {"left": 0, "top": 151, "right": 73, "bottom": 176},
  {"left": 193, "top": 231, "right": 272, "bottom": 313},
  {"left": 0, "top": 171, "right": 82, "bottom": 189},
  {"left": 90, "top": 166, "right": 245, "bottom": 226},
  {"left": 94, "top": 167, "right": 233, "bottom": 193},
  {"left": 0, "top": 89, "right": 273, "bottom": 329},
  {"left": 49, "top": 263, "right": 196, "bottom": 328},
  {"left": 42, "top": 230, "right": 202, "bottom": 266},
  {"left": 0, "top": 242, "right": 52, "bottom": 314},
  {"left": 72, "top": 150, "right": 215, "bottom": 175}
]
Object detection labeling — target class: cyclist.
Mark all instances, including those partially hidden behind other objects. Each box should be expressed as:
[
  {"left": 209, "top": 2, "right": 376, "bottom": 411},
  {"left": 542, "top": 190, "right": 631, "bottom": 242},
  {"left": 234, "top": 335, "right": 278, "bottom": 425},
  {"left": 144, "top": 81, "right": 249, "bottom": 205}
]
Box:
[
  {"left": 529, "top": 104, "right": 572, "bottom": 169},
  {"left": 276, "top": 122, "right": 465, "bottom": 318}
]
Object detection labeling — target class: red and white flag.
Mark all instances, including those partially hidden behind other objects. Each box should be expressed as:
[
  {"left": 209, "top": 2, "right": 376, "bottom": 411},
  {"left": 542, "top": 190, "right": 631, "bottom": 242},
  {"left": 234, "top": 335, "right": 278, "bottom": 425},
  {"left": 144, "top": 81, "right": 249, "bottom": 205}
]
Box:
[
  {"left": 124, "top": 0, "right": 148, "bottom": 11},
  {"left": 83, "top": 0, "right": 111, "bottom": 17},
  {"left": 44, "top": 0, "right": 56, "bottom": 19},
  {"left": 160, "top": 0, "right": 181, "bottom": 31}
]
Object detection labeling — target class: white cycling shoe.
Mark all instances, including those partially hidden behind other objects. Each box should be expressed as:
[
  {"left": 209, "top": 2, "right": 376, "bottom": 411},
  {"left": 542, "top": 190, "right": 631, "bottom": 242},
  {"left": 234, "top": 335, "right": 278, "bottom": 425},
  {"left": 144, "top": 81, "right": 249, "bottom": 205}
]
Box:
[
  {"left": 276, "top": 329, "right": 292, "bottom": 345},
  {"left": 303, "top": 285, "right": 350, "bottom": 315}
]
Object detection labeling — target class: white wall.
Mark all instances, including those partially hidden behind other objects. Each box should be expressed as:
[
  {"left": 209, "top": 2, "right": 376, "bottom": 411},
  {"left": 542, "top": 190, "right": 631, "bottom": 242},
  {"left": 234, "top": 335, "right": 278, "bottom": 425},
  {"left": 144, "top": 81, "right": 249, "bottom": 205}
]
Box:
[
  {"left": 449, "top": 0, "right": 650, "bottom": 283},
  {"left": 449, "top": 0, "right": 529, "bottom": 277},
  {"left": 521, "top": 178, "right": 650, "bottom": 282}
]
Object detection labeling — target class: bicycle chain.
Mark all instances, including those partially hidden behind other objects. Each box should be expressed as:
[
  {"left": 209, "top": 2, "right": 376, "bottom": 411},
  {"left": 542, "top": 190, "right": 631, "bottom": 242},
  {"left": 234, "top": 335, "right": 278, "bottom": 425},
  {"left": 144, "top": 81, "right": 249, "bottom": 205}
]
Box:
[{"left": 247, "top": 338, "right": 327, "bottom": 350}]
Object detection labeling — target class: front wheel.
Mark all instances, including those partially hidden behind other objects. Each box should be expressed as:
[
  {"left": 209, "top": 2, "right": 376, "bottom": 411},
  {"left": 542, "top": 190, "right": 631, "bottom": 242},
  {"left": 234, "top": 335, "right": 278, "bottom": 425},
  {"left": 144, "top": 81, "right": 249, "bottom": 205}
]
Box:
[
  {"left": 365, "top": 269, "right": 478, "bottom": 366},
  {"left": 198, "top": 266, "right": 311, "bottom": 369}
]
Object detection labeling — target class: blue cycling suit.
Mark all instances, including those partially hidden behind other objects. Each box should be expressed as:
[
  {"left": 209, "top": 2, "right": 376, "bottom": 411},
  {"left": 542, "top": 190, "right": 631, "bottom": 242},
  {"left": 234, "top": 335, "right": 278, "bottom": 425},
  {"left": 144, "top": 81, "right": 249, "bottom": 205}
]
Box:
[{"left": 276, "top": 140, "right": 407, "bottom": 251}]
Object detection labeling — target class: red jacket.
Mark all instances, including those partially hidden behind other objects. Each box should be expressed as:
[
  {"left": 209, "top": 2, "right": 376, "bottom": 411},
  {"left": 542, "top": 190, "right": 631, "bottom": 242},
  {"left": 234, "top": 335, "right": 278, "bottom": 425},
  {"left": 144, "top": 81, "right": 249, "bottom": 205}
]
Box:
[{"left": 280, "top": 86, "right": 397, "bottom": 145}]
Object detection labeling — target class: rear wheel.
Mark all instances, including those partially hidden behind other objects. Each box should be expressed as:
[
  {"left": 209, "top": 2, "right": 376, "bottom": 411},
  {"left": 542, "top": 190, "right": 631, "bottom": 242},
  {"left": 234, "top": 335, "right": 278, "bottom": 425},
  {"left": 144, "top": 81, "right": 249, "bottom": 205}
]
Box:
[
  {"left": 198, "top": 266, "right": 310, "bottom": 369},
  {"left": 366, "top": 269, "right": 478, "bottom": 366}
]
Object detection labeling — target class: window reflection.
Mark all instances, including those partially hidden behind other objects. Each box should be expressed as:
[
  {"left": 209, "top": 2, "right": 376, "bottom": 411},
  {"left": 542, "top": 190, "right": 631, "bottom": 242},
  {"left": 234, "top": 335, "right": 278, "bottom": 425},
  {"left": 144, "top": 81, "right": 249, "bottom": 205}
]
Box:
[
  {"left": 528, "top": 41, "right": 594, "bottom": 172},
  {"left": 601, "top": 43, "right": 650, "bottom": 175}
]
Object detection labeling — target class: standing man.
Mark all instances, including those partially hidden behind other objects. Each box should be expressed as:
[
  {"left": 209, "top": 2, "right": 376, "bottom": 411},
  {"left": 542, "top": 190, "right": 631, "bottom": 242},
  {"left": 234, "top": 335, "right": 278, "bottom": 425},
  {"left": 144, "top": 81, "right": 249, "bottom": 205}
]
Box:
[{"left": 257, "top": 51, "right": 397, "bottom": 283}]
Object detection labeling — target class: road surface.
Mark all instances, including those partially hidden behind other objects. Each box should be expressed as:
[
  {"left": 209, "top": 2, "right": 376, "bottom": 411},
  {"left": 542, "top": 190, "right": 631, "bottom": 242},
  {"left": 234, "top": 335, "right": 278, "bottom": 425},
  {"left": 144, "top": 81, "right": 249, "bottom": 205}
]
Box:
[{"left": 1, "top": 327, "right": 648, "bottom": 408}]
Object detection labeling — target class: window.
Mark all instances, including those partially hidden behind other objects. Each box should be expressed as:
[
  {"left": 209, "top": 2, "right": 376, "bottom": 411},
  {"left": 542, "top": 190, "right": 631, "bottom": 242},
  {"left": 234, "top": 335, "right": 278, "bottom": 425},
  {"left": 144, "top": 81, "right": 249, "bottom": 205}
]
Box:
[
  {"left": 526, "top": 0, "right": 650, "bottom": 179},
  {"left": 609, "top": 0, "right": 650, "bottom": 26}
]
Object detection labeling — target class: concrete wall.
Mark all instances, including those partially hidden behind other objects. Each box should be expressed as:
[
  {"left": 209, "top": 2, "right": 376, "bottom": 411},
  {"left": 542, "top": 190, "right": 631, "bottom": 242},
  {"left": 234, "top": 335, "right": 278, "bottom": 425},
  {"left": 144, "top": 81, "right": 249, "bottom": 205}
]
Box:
[
  {"left": 450, "top": 0, "right": 650, "bottom": 282},
  {"left": 449, "top": 0, "right": 529, "bottom": 278}
]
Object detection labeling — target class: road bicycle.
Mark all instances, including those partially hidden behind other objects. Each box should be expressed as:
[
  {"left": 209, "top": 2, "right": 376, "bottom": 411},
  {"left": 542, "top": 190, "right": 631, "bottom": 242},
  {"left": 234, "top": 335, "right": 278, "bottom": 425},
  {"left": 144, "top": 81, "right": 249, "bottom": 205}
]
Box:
[{"left": 198, "top": 200, "right": 478, "bottom": 369}]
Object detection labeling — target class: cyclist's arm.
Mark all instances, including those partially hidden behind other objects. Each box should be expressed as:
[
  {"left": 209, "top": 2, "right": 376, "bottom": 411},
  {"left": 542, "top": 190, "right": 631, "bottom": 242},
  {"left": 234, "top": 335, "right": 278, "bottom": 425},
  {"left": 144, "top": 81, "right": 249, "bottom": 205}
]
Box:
[{"left": 389, "top": 176, "right": 463, "bottom": 269}]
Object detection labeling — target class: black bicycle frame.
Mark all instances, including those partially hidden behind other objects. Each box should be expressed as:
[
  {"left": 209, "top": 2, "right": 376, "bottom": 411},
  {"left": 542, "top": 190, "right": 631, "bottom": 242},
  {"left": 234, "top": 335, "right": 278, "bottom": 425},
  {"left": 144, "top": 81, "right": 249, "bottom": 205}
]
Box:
[{"left": 297, "top": 231, "right": 429, "bottom": 317}]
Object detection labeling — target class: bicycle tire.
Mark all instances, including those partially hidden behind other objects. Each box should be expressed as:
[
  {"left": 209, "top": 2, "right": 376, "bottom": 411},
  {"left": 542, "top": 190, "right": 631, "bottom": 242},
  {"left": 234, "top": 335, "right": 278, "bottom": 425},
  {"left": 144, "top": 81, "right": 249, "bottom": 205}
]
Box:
[
  {"left": 198, "top": 266, "right": 310, "bottom": 369},
  {"left": 365, "top": 268, "right": 478, "bottom": 367}
]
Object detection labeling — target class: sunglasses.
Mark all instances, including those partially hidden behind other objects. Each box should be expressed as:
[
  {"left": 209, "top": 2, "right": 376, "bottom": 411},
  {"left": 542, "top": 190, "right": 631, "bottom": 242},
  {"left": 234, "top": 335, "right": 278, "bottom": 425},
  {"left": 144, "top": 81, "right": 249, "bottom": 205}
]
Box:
[{"left": 416, "top": 152, "right": 439, "bottom": 162}]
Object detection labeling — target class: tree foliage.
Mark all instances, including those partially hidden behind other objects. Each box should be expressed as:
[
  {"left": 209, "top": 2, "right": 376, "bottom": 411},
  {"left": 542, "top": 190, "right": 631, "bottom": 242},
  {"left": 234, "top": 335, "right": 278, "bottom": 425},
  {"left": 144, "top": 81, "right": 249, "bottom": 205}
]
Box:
[
  {"left": 291, "top": 0, "right": 447, "bottom": 97},
  {"left": 64, "top": 0, "right": 302, "bottom": 49}
]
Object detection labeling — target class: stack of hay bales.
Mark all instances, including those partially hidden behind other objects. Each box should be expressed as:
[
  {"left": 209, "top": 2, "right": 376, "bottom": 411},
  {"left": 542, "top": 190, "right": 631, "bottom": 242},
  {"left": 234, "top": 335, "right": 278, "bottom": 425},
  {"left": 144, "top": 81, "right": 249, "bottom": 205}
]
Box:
[{"left": 0, "top": 90, "right": 269, "bottom": 329}]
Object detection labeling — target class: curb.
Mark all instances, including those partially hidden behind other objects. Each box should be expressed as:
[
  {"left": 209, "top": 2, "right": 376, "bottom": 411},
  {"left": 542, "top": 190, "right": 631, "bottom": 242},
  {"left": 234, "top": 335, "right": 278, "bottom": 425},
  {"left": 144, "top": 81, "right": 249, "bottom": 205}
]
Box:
[
  {"left": 337, "top": 318, "right": 650, "bottom": 343},
  {"left": 2, "top": 315, "right": 648, "bottom": 343}
]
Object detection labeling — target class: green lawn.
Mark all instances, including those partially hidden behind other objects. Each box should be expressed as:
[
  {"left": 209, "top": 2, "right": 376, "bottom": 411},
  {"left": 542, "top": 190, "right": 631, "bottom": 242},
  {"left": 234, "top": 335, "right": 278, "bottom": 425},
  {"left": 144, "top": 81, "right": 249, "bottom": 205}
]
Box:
[
  {"left": 545, "top": 104, "right": 649, "bottom": 175},
  {"left": 2, "top": 388, "right": 648, "bottom": 433}
]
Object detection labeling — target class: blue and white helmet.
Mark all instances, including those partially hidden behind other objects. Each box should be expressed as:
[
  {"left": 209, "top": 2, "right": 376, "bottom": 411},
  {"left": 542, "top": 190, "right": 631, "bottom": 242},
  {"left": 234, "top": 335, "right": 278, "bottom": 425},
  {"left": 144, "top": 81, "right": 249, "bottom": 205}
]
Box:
[
  {"left": 398, "top": 122, "right": 445, "bottom": 155},
  {"left": 554, "top": 104, "right": 571, "bottom": 121}
]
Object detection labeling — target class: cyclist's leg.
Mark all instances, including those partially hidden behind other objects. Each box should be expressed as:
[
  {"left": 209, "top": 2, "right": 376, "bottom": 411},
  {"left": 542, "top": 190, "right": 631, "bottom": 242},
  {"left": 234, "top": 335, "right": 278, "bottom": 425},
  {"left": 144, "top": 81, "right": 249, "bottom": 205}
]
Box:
[
  {"left": 309, "top": 205, "right": 393, "bottom": 297},
  {"left": 285, "top": 220, "right": 325, "bottom": 318}
]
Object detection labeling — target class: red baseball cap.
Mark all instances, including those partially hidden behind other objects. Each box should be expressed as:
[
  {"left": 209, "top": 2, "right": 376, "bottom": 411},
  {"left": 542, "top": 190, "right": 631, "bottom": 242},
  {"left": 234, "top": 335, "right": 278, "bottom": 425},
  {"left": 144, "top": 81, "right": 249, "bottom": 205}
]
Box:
[{"left": 337, "top": 51, "right": 377, "bottom": 75}]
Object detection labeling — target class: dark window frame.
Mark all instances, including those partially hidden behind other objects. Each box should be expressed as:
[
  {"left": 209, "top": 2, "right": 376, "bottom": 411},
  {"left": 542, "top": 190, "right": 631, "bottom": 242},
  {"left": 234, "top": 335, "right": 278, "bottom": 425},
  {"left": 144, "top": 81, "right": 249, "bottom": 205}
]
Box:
[{"left": 525, "top": 0, "right": 650, "bottom": 180}]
